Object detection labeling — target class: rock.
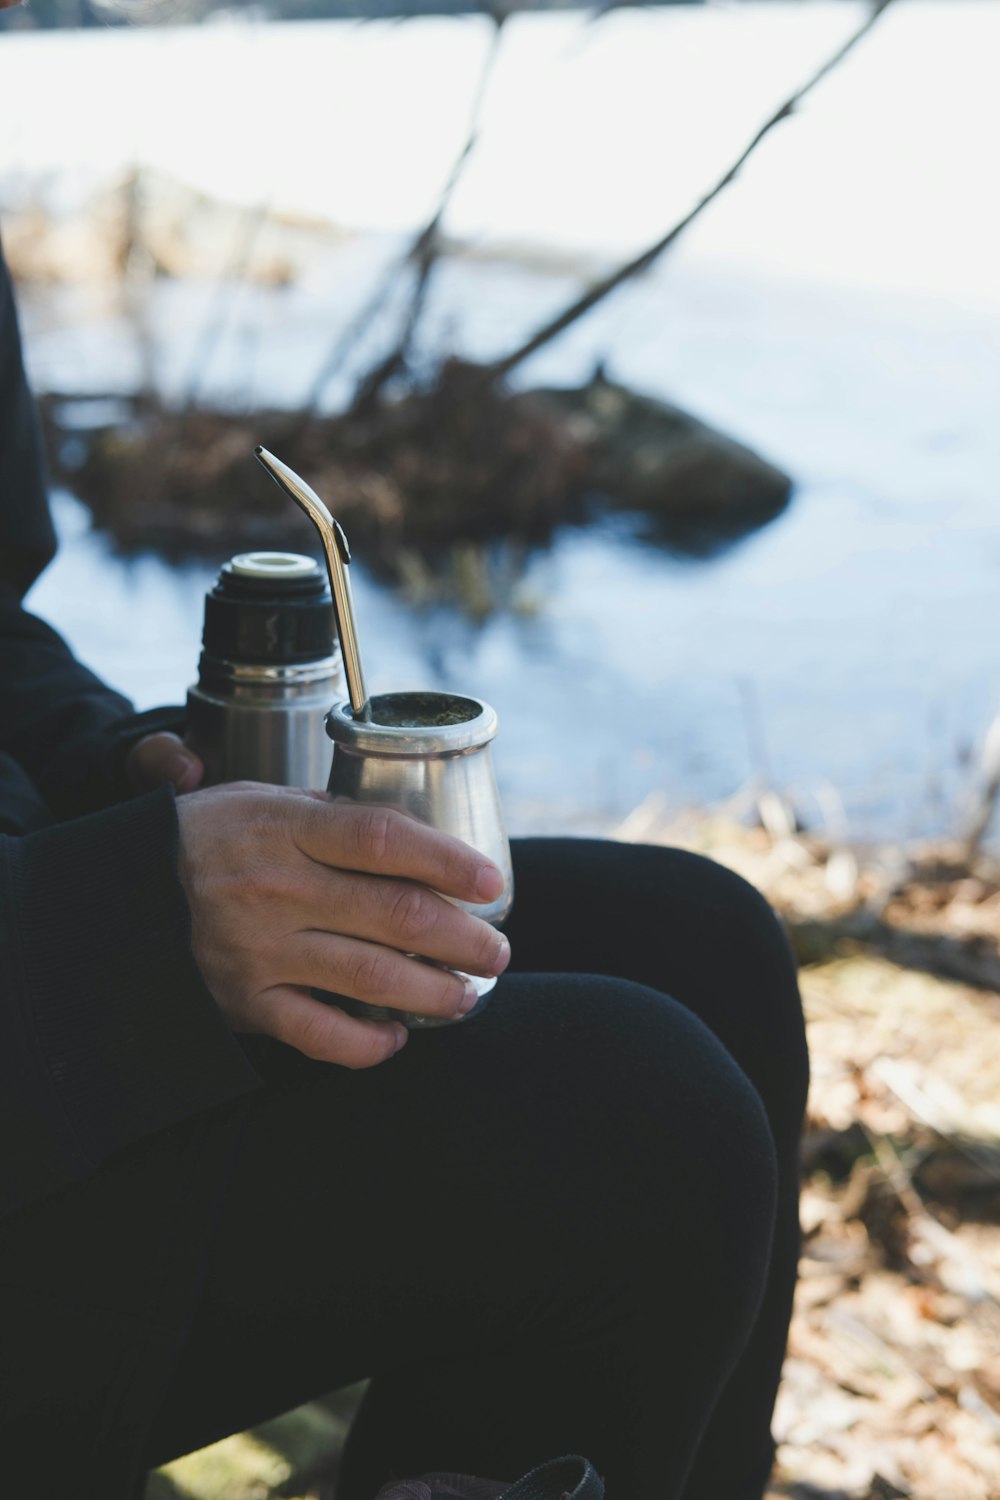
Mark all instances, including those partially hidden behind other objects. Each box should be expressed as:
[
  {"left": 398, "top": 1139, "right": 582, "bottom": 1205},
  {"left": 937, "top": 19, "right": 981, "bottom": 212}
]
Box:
[{"left": 524, "top": 371, "right": 792, "bottom": 538}]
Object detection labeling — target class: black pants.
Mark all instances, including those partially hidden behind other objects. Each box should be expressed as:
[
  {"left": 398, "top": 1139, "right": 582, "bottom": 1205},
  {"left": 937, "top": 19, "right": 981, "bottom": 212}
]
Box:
[{"left": 143, "top": 840, "right": 808, "bottom": 1500}]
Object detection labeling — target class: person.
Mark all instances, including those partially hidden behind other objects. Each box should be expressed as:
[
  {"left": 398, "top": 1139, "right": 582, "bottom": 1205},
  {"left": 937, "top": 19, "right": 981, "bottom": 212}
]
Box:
[{"left": 0, "top": 31, "right": 807, "bottom": 1500}]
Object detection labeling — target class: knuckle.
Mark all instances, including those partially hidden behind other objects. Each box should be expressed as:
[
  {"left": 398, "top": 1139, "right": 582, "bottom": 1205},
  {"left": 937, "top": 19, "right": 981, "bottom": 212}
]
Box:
[
  {"left": 285, "top": 1001, "right": 395, "bottom": 1071},
  {"left": 345, "top": 945, "right": 394, "bottom": 998},
  {"left": 354, "top": 806, "right": 395, "bottom": 865},
  {"left": 342, "top": 1027, "right": 395, "bottom": 1071},
  {"left": 296, "top": 1008, "right": 339, "bottom": 1061},
  {"left": 256, "top": 860, "right": 299, "bottom": 904},
  {"left": 221, "top": 861, "right": 263, "bottom": 909},
  {"left": 131, "top": 738, "right": 159, "bottom": 769},
  {"left": 295, "top": 932, "right": 327, "bottom": 982},
  {"left": 225, "top": 856, "right": 287, "bottom": 911},
  {"left": 436, "top": 972, "right": 467, "bottom": 1016},
  {"left": 248, "top": 931, "right": 283, "bottom": 983},
  {"left": 388, "top": 884, "right": 433, "bottom": 943},
  {"left": 474, "top": 921, "right": 500, "bottom": 970},
  {"left": 230, "top": 805, "right": 280, "bottom": 863}
]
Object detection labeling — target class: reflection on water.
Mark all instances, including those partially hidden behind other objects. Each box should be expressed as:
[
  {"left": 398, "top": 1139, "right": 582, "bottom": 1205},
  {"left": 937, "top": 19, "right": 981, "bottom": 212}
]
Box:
[{"left": 632, "top": 502, "right": 790, "bottom": 563}]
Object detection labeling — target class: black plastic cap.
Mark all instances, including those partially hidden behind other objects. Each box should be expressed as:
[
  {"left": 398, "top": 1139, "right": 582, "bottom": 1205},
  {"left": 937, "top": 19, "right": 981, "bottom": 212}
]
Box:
[{"left": 202, "top": 553, "right": 335, "bottom": 665}]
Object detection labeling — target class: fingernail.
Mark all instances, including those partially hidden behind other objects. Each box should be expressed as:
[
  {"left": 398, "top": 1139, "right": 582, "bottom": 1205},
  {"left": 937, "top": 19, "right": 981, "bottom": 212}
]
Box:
[
  {"left": 457, "top": 980, "right": 480, "bottom": 1016},
  {"left": 168, "top": 752, "right": 197, "bottom": 789},
  {"left": 476, "top": 863, "right": 503, "bottom": 901},
  {"left": 393, "top": 1024, "right": 408, "bottom": 1052},
  {"left": 492, "top": 932, "right": 511, "bottom": 975}
]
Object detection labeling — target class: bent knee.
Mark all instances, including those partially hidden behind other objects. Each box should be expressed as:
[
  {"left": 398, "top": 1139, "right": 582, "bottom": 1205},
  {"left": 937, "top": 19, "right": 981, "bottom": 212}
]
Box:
[
  {"left": 631, "top": 845, "right": 808, "bottom": 1111},
  {"left": 628, "top": 843, "right": 791, "bottom": 965},
  {"left": 510, "top": 972, "right": 777, "bottom": 1224},
  {"left": 537, "top": 973, "right": 778, "bottom": 1312},
  {"left": 516, "top": 836, "right": 796, "bottom": 989}
]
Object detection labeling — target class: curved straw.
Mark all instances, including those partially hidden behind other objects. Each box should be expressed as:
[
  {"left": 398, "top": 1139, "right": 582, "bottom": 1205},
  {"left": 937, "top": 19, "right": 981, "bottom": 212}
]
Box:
[{"left": 254, "top": 446, "right": 369, "bottom": 717}]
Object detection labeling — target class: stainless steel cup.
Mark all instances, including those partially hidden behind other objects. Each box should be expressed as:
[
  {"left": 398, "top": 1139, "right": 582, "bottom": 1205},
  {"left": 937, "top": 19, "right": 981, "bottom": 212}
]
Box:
[
  {"left": 187, "top": 551, "right": 345, "bottom": 788},
  {"left": 325, "top": 689, "right": 514, "bottom": 1029}
]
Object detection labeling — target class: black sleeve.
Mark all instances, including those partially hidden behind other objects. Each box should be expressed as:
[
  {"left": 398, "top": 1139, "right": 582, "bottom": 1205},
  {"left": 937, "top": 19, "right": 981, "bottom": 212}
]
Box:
[
  {"left": 0, "top": 229, "right": 55, "bottom": 596},
  {"left": 0, "top": 238, "right": 188, "bottom": 813},
  {"left": 0, "top": 587, "right": 190, "bottom": 819},
  {"left": 0, "top": 237, "right": 260, "bottom": 1221},
  {"left": 0, "top": 788, "right": 261, "bottom": 1219}
]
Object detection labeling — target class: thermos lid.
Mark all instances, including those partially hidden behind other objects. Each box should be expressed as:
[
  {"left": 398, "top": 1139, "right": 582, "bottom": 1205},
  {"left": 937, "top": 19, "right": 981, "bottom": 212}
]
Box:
[{"left": 202, "top": 551, "right": 336, "bottom": 665}]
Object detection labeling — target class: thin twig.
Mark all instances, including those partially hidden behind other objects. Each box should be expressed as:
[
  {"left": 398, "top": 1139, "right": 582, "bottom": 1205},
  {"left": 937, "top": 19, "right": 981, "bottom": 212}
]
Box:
[
  {"left": 117, "top": 168, "right": 157, "bottom": 403},
  {"left": 482, "top": 0, "right": 897, "bottom": 386},
  {"left": 864, "top": 1127, "right": 1000, "bottom": 1318},
  {"left": 960, "top": 710, "right": 1000, "bottom": 865},
  {"left": 299, "top": 12, "right": 506, "bottom": 425},
  {"left": 182, "top": 200, "right": 270, "bottom": 411},
  {"left": 352, "top": 13, "right": 507, "bottom": 413}
]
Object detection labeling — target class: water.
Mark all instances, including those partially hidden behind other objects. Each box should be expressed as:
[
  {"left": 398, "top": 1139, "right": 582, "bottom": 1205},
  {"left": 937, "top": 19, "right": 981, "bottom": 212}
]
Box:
[
  {"left": 9, "top": 3, "right": 1000, "bottom": 839},
  {"left": 29, "top": 395, "right": 1000, "bottom": 840}
]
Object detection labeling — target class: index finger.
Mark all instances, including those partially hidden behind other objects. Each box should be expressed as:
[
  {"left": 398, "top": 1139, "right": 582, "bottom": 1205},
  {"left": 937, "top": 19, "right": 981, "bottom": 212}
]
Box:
[
  {"left": 292, "top": 799, "right": 505, "bottom": 904},
  {"left": 127, "top": 732, "right": 203, "bottom": 795}
]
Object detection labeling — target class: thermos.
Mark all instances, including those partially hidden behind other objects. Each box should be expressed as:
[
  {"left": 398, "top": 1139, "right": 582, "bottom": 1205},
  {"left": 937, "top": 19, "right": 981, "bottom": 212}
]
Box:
[{"left": 186, "top": 550, "right": 345, "bottom": 787}]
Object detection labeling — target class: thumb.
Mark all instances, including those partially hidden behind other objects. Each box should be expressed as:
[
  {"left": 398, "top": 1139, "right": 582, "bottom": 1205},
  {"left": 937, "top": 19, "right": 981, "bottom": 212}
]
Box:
[{"left": 127, "top": 732, "right": 204, "bottom": 795}]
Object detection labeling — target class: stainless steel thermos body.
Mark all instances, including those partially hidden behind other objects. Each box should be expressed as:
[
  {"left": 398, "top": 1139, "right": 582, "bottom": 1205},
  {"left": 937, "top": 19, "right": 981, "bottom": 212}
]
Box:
[{"left": 187, "top": 552, "right": 345, "bottom": 788}]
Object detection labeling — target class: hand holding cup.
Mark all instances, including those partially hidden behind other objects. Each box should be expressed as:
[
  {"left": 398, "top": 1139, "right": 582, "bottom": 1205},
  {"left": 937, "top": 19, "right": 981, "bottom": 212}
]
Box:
[{"left": 176, "top": 783, "right": 510, "bottom": 1068}]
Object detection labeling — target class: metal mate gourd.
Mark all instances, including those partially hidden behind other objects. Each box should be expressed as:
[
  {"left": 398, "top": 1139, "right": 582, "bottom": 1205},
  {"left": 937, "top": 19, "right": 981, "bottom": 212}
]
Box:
[{"left": 254, "top": 447, "right": 514, "bottom": 1028}]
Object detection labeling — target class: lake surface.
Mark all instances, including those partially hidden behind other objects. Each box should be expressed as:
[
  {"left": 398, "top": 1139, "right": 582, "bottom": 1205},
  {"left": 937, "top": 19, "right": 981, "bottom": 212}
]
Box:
[{"left": 7, "top": 3, "right": 1000, "bottom": 840}]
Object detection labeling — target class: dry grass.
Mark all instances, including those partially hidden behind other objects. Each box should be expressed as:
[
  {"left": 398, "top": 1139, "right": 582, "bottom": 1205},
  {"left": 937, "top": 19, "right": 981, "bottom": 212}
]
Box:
[{"left": 631, "top": 806, "right": 1000, "bottom": 1500}]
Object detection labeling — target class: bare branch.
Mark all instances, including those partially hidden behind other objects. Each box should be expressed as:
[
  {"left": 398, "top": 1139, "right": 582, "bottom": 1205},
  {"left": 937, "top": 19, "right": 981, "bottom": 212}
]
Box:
[
  {"left": 351, "top": 12, "right": 506, "bottom": 413},
  {"left": 182, "top": 199, "right": 270, "bottom": 411},
  {"left": 483, "top": 0, "right": 897, "bottom": 386},
  {"left": 301, "top": 11, "right": 506, "bottom": 422},
  {"left": 959, "top": 710, "right": 1000, "bottom": 866}
]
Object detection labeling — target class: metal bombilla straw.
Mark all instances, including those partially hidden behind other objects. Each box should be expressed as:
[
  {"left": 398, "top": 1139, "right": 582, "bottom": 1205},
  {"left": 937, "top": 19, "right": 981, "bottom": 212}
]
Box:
[{"left": 254, "top": 447, "right": 370, "bottom": 721}]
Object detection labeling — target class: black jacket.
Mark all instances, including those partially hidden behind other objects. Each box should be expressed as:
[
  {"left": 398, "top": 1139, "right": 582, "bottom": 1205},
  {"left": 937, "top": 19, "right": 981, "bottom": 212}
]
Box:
[{"left": 0, "top": 238, "right": 261, "bottom": 1493}]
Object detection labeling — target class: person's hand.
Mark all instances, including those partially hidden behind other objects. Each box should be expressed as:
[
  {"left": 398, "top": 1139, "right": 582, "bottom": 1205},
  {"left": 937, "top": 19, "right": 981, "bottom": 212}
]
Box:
[
  {"left": 128, "top": 733, "right": 204, "bottom": 796},
  {"left": 176, "top": 783, "right": 511, "bottom": 1068}
]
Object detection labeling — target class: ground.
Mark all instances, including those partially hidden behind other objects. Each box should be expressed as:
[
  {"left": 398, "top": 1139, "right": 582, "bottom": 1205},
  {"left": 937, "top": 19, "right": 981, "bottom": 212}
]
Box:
[{"left": 147, "top": 807, "right": 1000, "bottom": 1500}]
